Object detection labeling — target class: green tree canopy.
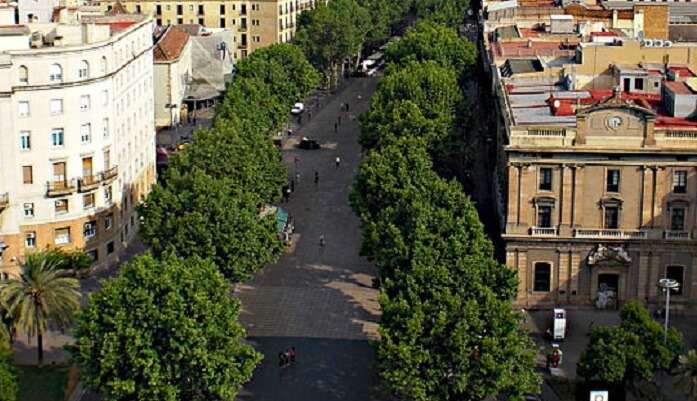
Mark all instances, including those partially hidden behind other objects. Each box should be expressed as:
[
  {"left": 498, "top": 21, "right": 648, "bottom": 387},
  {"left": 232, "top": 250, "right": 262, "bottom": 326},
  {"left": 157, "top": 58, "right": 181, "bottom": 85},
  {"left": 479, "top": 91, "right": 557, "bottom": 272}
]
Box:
[
  {"left": 379, "top": 288, "right": 538, "bottom": 401},
  {"left": 578, "top": 300, "right": 682, "bottom": 386},
  {"left": 138, "top": 169, "right": 282, "bottom": 282},
  {"left": 0, "top": 341, "right": 17, "bottom": 401},
  {"left": 0, "top": 252, "right": 80, "bottom": 365},
  {"left": 295, "top": 0, "right": 370, "bottom": 84},
  {"left": 70, "top": 254, "right": 261, "bottom": 401},
  {"left": 385, "top": 21, "right": 476, "bottom": 74},
  {"left": 415, "top": 0, "right": 470, "bottom": 27},
  {"left": 675, "top": 349, "right": 697, "bottom": 400},
  {"left": 215, "top": 76, "right": 287, "bottom": 133},
  {"left": 360, "top": 61, "right": 462, "bottom": 150},
  {"left": 235, "top": 43, "right": 321, "bottom": 106},
  {"left": 165, "top": 120, "right": 286, "bottom": 204}
]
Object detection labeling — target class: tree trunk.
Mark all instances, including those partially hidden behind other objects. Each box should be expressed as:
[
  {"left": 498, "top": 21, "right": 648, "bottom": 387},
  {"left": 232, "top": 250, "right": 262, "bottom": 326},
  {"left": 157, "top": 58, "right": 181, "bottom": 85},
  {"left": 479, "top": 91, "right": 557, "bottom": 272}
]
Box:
[{"left": 37, "top": 331, "right": 43, "bottom": 366}]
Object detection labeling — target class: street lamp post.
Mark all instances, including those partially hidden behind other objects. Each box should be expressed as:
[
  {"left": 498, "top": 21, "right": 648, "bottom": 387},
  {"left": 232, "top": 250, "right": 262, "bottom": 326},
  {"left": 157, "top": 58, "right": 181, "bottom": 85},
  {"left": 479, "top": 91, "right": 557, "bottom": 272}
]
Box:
[{"left": 658, "top": 278, "right": 680, "bottom": 342}]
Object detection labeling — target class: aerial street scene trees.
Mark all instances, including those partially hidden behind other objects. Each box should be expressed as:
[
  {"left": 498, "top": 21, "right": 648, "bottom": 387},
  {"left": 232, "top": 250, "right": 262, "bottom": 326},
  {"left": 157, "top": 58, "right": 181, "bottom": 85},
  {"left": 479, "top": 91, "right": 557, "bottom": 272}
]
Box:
[{"left": 2, "top": 0, "right": 697, "bottom": 400}]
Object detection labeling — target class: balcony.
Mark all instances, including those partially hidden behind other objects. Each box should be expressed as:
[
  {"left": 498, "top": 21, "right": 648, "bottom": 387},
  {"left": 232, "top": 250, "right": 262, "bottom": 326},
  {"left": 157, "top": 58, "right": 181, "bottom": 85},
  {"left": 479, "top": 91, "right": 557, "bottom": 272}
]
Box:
[
  {"left": 78, "top": 175, "right": 100, "bottom": 192},
  {"left": 0, "top": 192, "right": 8, "bottom": 211},
  {"left": 239, "top": 24, "right": 248, "bottom": 31},
  {"left": 46, "top": 179, "right": 76, "bottom": 197},
  {"left": 573, "top": 228, "right": 648, "bottom": 240},
  {"left": 665, "top": 230, "right": 691, "bottom": 240},
  {"left": 102, "top": 166, "right": 118, "bottom": 184},
  {"left": 530, "top": 227, "right": 558, "bottom": 237}
]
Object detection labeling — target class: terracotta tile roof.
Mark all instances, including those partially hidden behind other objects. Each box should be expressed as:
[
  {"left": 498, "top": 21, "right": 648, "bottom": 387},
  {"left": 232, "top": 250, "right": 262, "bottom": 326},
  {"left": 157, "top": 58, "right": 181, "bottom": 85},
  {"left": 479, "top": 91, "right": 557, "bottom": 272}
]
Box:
[{"left": 153, "top": 26, "right": 190, "bottom": 62}]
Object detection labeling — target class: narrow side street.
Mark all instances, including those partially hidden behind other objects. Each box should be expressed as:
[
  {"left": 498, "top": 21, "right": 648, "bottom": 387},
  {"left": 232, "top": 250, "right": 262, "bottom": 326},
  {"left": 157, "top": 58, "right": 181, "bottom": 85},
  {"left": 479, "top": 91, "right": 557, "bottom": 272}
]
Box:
[{"left": 235, "top": 77, "right": 383, "bottom": 401}]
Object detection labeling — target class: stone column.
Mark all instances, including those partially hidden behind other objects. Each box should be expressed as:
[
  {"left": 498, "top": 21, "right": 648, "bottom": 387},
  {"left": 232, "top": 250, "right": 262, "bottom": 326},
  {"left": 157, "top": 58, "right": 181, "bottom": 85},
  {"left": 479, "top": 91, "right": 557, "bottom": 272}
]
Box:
[
  {"left": 640, "top": 166, "right": 654, "bottom": 228},
  {"left": 518, "top": 165, "right": 534, "bottom": 227},
  {"left": 572, "top": 165, "right": 585, "bottom": 228},
  {"left": 558, "top": 249, "right": 570, "bottom": 302},
  {"left": 560, "top": 165, "right": 574, "bottom": 234},
  {"left": 689, "top": 254, "right": 697, "bottom": 300},
  {"left": 648, "top": 253, "right": 661, "bottom": 299},
  {"left": 638, "top": 252, "right": 651, "bottom": 300},
  {"left": 518, "top": 250, "right": 528, "bottom": 304},
  {"left": 507, "top": 164, "right": 521, "bottom": 226},
  {"left": 570, "top": 252, "right": 581, "bottom": 298}
]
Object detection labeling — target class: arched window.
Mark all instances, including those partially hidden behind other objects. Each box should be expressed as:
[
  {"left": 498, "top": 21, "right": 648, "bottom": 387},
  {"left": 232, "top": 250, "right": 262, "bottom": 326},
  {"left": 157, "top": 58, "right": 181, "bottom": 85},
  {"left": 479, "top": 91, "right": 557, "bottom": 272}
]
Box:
[
  {"left": 49, "top": 63, "right": 63, "bottom": 82},
  {"left": 18, "top": 65, "right": 28, "bottom": 84},
  {"left": 101, "top": 56, "right": 108, "bottom": 74},
  {"left": 666, "top": 265, "right": 685, "bottom": 295},
  {"left": 533, "top": 262, "right": 551, "bottom": 292},
  {"left": 78, "top": 60, "right": 89, "bottom": 78}
]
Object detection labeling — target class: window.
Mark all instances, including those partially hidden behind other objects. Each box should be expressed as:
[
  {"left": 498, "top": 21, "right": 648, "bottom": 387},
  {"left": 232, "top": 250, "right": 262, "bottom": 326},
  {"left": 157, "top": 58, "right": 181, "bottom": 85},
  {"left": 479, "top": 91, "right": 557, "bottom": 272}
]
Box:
[
  {"left": 83, "top": 220, "right": 97, "bottom": 238},
  {"left": 539, "top": 167, "right": 552, "bottom": 191},
  {"left": 220, "top": 4, "right": 225, "bottom": 13},
  {"left": 220, "top": 17, "right": 226, "bottom": 27},
  {"left": 177, "top": 17, "right": 183, "bottom": 24},
  {"left": 606, "top": 169, "right": 620, "bottom": 192},
  {"left": 49, "top": 64, "right": 63, "bottom": 82},
  {"left": 102, "top": 90, "right": 109, "bottom": 106},
  {"left": 198, "top": 4, "right": 204, "bottom": 14},
  {"left": 198, "top": 17, "right": 204, "bottom": 25},
  {"left": 87, "top": 249, "right": 98, "bottom": 263},
  {"left": 105, "top": 213, "right": 113, "bottom": 230},
  {"left": 533, "top": 262, "right": 551, "bottom": 292},
  {"left": 166, "top": 4, "right": 170, "bottom": 10},
  {"left": 80, "top": 95, "right": 91, "bottom": 111},
  {"left": 189, "top": 4, "right": 193, "bottom": 10},
  {"left": 604, "top": 206, "right": 620, "bottom": 229},
  {"left": 107, "top": 241, "right": 115, "bottom": 254},
  {"left": 25, "top": 232, "right": 36, "bottom": 248},
  {"left": 156, "top": 4, "right": 162, "bottom": 14},
  {"left": 135, "top": 4, "right": 141, "bottom": 13},
  {"left": 537, "top": 205, "right": 552, "bottom": 228},
  {"left": 18, "top": 65, "right": 28, "bottom": 84},
  {"left": 83, "top": 193, "right": 95, "bottom": 209},
  {"left": 635, "top": 78, "right": 644, "bottom": 91},
  {"left": 101, "top": 56, "right": 108, "bottom": 74},
  {"left": 18, "top": 101, "right": 29, "bottom": 117},
  {"left": 78, "top": 60, "right": 89, "bottom": 78},
  {"left": 22, "top": 166, "right": 33, "bottom": 184},
  {"left": 177, "top": 4, "right": 182, "bottom": 14},
  {"left": 673, "top": 171, "right": 687, "bottom": 193},
  {"left": 54, "top": 199, "right": 68, "bottom": 214},
  {"left": 80, "top": 123, "right": 91, "bottom": 144},
  {"left": 23, "top": 203, "right": 34, "bottom": 218},
  {"left": 671, "top": 207, "right": 686, "bottom": 231},
  {"left": 666, "top": 265, "right": 684, "bottom": 295},
  {"left": 103, "top": 118, "right": 110, "bottom": 138},
  {"left": 51, "top": 128, "right": 64, "bottom": 147},
  {"left": 52, "top": 161, "right": 66, "bottom": 182},
  {"left": 50, "top": 99, "right": 63, "bottom": 115},
  {"left": 104, "top": 185, "right": 113, "bottom": 203},
  {"left": 20, "top": 131, "right": 31, "bottom": 150},
  {"left": 54, "top": 227, "right": 71, "bottom": 245}
]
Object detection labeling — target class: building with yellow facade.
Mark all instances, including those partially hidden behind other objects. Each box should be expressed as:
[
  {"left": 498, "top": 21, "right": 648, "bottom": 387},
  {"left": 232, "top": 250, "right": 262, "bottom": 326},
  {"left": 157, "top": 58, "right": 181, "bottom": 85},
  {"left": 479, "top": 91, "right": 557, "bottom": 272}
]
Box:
[{"left": 103, "top": 0, "right": 319, "bottom": 58}]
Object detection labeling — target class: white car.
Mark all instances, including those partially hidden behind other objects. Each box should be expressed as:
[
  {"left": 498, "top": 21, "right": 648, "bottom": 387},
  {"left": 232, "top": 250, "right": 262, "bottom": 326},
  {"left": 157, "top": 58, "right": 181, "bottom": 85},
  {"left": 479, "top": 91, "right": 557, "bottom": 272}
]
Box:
[{"left": 291, "top": 102, "right": 305, "bottom": 115}]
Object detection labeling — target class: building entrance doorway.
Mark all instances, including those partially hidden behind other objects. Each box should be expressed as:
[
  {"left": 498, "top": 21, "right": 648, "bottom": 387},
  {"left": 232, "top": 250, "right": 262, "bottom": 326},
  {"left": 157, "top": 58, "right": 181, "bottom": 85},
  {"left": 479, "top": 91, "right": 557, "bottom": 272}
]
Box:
[{"left": 597, "top": 273, "right": 620, "bottom": 309}]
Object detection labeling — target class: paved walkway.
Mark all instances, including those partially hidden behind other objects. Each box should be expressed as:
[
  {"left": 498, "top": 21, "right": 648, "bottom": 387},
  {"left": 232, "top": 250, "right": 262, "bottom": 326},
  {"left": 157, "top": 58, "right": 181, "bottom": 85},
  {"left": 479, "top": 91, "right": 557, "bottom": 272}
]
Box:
[{"left": 235, "top": 77, "right": 383, "bottom": 401}]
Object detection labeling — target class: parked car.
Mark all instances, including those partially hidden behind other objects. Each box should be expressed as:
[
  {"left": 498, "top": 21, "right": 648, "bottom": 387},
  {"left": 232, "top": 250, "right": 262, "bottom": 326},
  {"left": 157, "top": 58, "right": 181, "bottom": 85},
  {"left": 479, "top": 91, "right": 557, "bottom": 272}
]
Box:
[
  {"left": 298, "top": 137, "right": 320, "bottom": 150},
  {"left": 291, "top": 102, "right": 305, "bottom": 115}
]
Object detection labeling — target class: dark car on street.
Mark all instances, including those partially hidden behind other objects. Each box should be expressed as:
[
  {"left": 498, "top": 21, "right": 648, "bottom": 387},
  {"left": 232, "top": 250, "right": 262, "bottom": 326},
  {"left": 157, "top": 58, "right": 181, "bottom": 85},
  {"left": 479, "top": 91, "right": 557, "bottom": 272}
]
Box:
[{"left": 298, "top": 137, "right": 320, "bottom": 150}]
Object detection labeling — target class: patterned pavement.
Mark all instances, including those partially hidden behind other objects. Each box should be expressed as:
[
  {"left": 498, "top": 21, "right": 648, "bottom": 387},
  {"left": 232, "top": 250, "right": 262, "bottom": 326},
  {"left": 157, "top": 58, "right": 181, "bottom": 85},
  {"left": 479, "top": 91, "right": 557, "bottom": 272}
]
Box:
[{"left": 235, "top": 77, "right": 384, "bottom": 401}]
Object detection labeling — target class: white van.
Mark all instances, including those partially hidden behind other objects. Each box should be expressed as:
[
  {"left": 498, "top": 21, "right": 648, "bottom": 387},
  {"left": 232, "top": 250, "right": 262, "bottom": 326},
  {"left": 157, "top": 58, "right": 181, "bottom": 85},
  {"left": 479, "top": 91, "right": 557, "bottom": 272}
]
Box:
[{"left": 553, "top": 308, "right": 567, "bottom": 341}]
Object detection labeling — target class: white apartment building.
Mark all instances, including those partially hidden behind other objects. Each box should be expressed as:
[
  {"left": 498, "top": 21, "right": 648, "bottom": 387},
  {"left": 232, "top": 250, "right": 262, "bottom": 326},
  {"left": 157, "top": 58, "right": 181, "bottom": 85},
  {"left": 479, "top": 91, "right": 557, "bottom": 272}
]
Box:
[{"left": 0, "top": 9, "right": 157, "bottom": 279}]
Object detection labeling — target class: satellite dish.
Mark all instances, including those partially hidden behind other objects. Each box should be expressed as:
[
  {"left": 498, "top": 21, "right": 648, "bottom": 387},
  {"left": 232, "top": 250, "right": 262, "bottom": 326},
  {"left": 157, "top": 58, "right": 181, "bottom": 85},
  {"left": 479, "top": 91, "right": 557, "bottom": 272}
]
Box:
[
  {"left": 637, "top": 30, "right": 645, "bottom": 40},
  {"left": 553, "top": 99, "right": 561, "bottom": 108}
]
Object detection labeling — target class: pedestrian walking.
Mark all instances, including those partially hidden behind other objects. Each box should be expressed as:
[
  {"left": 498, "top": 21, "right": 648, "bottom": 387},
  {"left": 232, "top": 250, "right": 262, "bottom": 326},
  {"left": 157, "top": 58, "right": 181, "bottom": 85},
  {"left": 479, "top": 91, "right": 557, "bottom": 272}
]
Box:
[
  {"left": 284, "top": 187, "right": 291, "bottom": 202},
  {"left": 295, "top": 172, "right": 300, "bottom": 183},
  {"left": 345, "top": 102, "right": 350, "bottom": 112},
  {"left": 289, "top": 347, "right": 296, "bottom": 363},
  {"left": 290, "top": 180, "right": 295, "bottom": 192},
  {"left": 314, "top": 171, "right": 319, "bottom": 185},
  {"left": 278, "top": 352, "right": 287, "bottom": 367},
  {"left": 334, "top": 122, "right": 338, "bottom": 133},
  {"left": 335, "top": 156, "right": 341, "bottom": 168},
  {"left": 319, "top": 234, "right": 325, "bottom": 248},
  {"left": 308, "top": 110, "right": 312, "bottom": 120}
]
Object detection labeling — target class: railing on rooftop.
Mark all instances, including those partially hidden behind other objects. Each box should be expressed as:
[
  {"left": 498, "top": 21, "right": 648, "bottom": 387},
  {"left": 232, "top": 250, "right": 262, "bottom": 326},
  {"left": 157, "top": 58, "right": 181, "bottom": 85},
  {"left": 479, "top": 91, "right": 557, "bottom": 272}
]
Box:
[
  {"left": 573, "top": 229, "right": 648, "bottom": 240},
  {"left": 664, "top": 230, "right": 692, "bottom": 240},
  {"left": 530, "top": 226, "right": 558, "bottom": 236},
  {"left": 528, "top": 128, "right": 566, "bottom": 137},
  {"left": 664, "top": 130, "right": 697, "bottom": 139}
]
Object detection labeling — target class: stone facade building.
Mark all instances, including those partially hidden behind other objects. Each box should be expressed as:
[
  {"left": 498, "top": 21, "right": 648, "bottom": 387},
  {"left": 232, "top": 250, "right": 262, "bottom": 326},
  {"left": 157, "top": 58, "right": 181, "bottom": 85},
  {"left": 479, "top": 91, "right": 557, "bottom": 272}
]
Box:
[
  {"left": 0, "top": 9, "right": 156, "bottom": 279},
  {"left": 482, "top": 0, "right": 697, "bottom": 308},
  {"left": 102, "top": 0, "right": 320, "bottom": 59}
]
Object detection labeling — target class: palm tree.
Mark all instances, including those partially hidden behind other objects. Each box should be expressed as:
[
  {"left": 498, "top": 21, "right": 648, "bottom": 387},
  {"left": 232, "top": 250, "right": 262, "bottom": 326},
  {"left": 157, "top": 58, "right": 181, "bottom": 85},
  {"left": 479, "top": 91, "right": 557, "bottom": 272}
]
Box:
[
  {"left": 0, "top": 251, "right": 80, "bottom": 365},
  {"left": 675, "top": 349, "right": 697, "bottom": 400}
]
